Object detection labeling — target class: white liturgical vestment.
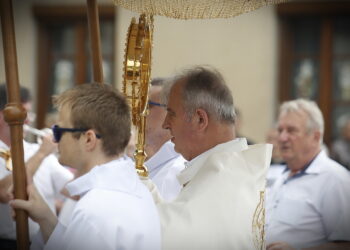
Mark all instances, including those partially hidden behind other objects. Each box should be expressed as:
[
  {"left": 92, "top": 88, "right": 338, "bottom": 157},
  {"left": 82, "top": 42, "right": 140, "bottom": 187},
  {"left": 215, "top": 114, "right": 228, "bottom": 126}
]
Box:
[
  {"left": 145, "top": 141, "right": 185, "bottom": 201},
  {"left": 151, "top": 138, "right": 272, "bottom": 250},
  {"left": 38, "top": 157, "right": 161, "bottom": 250}
]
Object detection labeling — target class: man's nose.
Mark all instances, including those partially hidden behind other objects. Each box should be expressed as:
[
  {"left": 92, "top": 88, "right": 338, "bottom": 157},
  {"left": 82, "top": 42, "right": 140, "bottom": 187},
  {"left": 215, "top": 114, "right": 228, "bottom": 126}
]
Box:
[
  {"left": 278, "top": 130, "right": 288, "bottom": 142},
  {"left": 162, "top": 115, "right": 170, "bottom": 130}
]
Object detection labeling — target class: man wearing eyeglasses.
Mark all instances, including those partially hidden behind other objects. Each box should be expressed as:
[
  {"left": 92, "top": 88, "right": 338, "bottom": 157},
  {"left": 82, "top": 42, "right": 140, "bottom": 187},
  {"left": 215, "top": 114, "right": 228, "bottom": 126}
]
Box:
[
  {"left": 144, "top": 78, "right": 185, "bottom": 201},
  {"left": 10, "top": 83, "right": 160, "bottom": 250},
  {"left": 0, "top": 84, "right": 73, "bottom": 250}
]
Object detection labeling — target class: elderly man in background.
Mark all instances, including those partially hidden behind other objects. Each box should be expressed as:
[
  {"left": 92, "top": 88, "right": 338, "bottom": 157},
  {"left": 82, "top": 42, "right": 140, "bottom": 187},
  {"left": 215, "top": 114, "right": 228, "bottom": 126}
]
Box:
[
  {"left": 144, "top": 77, "right": 185, "bottom": 201},
  {"left": 145, "top": 66, "right": 272, "bottom": 249},
  {"left": 266, "top": 99, "right": 350, "bottom": 250}
]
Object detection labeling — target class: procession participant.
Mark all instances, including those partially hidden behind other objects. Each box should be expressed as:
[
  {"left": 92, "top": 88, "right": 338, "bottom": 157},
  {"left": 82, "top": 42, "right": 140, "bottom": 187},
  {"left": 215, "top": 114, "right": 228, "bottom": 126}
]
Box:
[
  {"left": 11, "top": 83, "right": 160, "bottom": 250},
  {"left": 145, "top": 66, "right": 272, "bottom": 249}
]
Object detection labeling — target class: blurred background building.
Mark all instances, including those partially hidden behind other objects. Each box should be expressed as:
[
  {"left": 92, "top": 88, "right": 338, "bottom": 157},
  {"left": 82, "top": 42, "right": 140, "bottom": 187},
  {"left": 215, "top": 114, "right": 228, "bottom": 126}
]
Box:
[{"left": 0, "top": 0, "right": 350, "bottom": 147}]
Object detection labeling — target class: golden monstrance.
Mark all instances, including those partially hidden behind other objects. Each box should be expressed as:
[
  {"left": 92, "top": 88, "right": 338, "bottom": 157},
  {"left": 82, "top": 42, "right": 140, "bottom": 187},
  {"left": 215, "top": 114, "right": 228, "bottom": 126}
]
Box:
[{"left": 123, "top": 14, "right": 153, "bottom": 177}]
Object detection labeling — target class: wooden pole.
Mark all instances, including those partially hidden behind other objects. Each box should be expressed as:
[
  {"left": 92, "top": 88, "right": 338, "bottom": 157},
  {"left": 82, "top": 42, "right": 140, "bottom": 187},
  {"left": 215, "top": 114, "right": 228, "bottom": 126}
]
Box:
[
  {"left": 0, "top": 0, "right": 29, "bottom": 249},
  {"left": 86, "top": 0, "right": 104, "bottom": 83}
]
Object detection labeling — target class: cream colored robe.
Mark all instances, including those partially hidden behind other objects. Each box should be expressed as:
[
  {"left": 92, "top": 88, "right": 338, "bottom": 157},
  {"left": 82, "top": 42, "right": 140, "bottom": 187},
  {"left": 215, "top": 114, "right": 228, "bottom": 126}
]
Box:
[{"left": 153, "top": 138, "right": 272, "bottom": 250}]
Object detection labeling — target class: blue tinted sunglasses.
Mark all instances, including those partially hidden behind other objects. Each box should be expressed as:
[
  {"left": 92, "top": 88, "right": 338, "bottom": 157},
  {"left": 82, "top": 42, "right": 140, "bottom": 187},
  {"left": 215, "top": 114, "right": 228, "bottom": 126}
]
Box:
[
  {"left": 51, "top": 125, "right": 101, "bottom": 143},
  {"left": 148, "top": 100, "right": 166, "bottom": 108}
]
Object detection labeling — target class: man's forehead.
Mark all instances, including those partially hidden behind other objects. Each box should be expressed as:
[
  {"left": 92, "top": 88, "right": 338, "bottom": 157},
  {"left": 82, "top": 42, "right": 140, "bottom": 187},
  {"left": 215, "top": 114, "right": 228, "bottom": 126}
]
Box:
[
  {"left": 278, "top": 111, "right": 307, "bottom": 126},
  {"left": 169, "top": 80, "right": 184, "bottom": 99}
]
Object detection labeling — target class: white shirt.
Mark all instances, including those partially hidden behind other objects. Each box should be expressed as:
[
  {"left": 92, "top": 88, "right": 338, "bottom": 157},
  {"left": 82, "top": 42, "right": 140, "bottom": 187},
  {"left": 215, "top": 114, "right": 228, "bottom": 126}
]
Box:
[
  {"left": 58, "top": 154, "right": 134, "bottom": 226},
  {"left": 145, "top": 141, "right": 185, "bottom": 201},
  {"left": 266, "top": 164, "right": 285, "bottom": 189},
  {"left": 0, "top": 140, "right": 73, "bottom": 240},
  {"left": 266, "top": 150, "right": 350, "bottom": 248},
  {"left": 41, "top": 158, "right": 161, "bottom": 250}
]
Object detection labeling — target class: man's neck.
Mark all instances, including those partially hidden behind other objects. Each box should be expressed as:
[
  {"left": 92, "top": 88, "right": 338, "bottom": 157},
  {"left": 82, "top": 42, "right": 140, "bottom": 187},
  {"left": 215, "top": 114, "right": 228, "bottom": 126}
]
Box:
[
  {"left": 145, "top": 137, "right": 169, "bottom": 160},
  {"left": 76, "top": 153, "right": 123, "bottom": 177},
  {"left": 145, "top": 144, "right": 160, "bottom": 160},
  {"left": 190, "top": 123, "right": 235, "bottom": 161},
  {"left": 287, "top": 149, "right": 321, "bottom": 176}
]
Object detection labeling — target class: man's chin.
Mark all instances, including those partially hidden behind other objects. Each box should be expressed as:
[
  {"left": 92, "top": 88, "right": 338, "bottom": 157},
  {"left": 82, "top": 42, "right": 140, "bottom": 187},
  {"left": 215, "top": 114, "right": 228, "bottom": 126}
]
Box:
[
  {"left": 58, "top": 156, "right": 69, "bottom": 168},
  {"left": 280, "top": 152, "right": 292, "bottom": 162}
]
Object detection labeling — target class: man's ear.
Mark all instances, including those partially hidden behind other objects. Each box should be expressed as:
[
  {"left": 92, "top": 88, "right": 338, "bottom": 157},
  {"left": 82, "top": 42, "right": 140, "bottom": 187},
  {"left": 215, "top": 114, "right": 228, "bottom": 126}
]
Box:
[
  {"left": 313, "top": 130, "right": 322, "bottom": 145},
  {"left": 84, "top": 130, "right": 98, "bottom": 152},
  {"left": 195, "top": 108, "right": 209, "bottom": 131}
]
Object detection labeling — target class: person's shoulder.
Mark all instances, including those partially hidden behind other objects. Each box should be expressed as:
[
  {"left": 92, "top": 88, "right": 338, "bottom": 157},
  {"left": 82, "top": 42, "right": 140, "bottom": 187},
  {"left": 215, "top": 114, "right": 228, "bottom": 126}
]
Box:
[
  {"left": 242, "top": 143, "right": 273, "bottom": 165},
  {"left": 317, "top": 154, "right": 350, "bottom": 180},
  {"left": 76, "top": 183, "right": 155, "bottom": 221},
  {"left": 74, "top": 188, "right": 121, "bottom": 216}
]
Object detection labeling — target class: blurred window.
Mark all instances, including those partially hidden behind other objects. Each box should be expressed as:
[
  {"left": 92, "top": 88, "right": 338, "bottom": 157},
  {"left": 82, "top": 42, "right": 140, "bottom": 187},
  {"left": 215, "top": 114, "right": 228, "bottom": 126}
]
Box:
[
  {"left": 34, "top": 5, "right": 115, "bottom": 128},
  {"left": 278, "top": 2, "right": 350, "bottom": 144}
]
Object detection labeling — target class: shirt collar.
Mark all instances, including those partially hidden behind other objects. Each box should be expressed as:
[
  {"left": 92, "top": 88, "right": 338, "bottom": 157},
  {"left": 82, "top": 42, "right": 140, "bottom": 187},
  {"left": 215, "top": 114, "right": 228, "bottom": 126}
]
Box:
[
  {"left": 178, "top": 138, "right": 248, "bottom": 186},
  {"left": 283, "top": 150, "right": 326, "bottom": 177},
  {"left": 66, "top": 157, "right": 141, "bottom": 198},
  {"left": 145, "top": 140, "right": 179, "bottom": 176},
  {"left": 304, "top": 150, "right": 328, "bottom": 174}
]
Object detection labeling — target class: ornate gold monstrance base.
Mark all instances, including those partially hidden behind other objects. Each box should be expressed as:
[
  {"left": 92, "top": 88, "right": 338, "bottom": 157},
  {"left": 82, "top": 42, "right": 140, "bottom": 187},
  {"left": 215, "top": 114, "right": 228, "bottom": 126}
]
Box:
[{"left": 123, "top": 14, "right": 153, "bottom": 177}]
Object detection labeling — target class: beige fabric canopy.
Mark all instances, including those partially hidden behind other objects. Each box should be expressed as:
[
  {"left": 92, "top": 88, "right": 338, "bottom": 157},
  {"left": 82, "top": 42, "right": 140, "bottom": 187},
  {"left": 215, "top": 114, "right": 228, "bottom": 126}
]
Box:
[{"left": 114, "top": 0, "right": 287, "bottom": 19}]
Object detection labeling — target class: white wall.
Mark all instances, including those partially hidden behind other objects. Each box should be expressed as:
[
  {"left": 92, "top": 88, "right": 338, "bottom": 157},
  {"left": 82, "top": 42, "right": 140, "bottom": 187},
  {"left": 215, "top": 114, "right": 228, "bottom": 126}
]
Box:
[
  {"left": 116, "top": 5, "right": 278, "bottom": 142},
  {"left": 0, "top": 1, "right": 278, "bottom": 142}
]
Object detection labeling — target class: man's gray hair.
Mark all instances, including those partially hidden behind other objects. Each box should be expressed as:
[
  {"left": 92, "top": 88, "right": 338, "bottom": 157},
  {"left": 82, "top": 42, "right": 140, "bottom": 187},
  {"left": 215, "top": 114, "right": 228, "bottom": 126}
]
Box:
[
  {"left": 162, "top": 65, "right": 235, "bottom": 124},
  {"left": 279, "top": 99, "right": 324, "bottom": 143},
  {"left": 150, "top": 77, "right": 166, "bottom": 87}
]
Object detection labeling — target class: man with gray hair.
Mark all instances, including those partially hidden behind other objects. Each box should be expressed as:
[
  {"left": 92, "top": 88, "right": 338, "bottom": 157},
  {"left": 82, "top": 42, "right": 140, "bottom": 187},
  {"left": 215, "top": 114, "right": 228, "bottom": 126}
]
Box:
[
  {"left": 266, "top": 99, "right": 350, "bottom": 250},
  {"left": 145, "top": 65, "right": 272, "bottom": 249}
]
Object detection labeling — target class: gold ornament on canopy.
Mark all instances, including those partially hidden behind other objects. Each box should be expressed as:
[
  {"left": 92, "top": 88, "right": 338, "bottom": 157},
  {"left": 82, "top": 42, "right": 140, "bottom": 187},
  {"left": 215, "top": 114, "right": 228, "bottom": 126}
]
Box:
[
  {"left": 123, "top": 14, "right": 153, "bottom": 177},
  {"left": 114, "top": 0, "right": 287, "bottom": 20}
]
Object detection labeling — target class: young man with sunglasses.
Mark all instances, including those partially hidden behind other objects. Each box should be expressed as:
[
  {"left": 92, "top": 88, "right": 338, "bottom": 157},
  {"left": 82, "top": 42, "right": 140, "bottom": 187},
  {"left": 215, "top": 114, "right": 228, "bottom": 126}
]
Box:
[
  {"left": 144, "top": 78, "right": 185, "bottom": 201},
  {"left": 11, "top": 83, "right": 160, "bottom": 250}
]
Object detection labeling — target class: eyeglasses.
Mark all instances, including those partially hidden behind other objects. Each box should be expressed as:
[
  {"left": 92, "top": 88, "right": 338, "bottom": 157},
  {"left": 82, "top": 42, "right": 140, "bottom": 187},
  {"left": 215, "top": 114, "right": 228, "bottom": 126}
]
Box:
[
  {"left": 148, "top": 100, "right": 166, "bottom": 108},
  {"left": 51, "top": 125, "right": 101, "bottom": 143}
]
